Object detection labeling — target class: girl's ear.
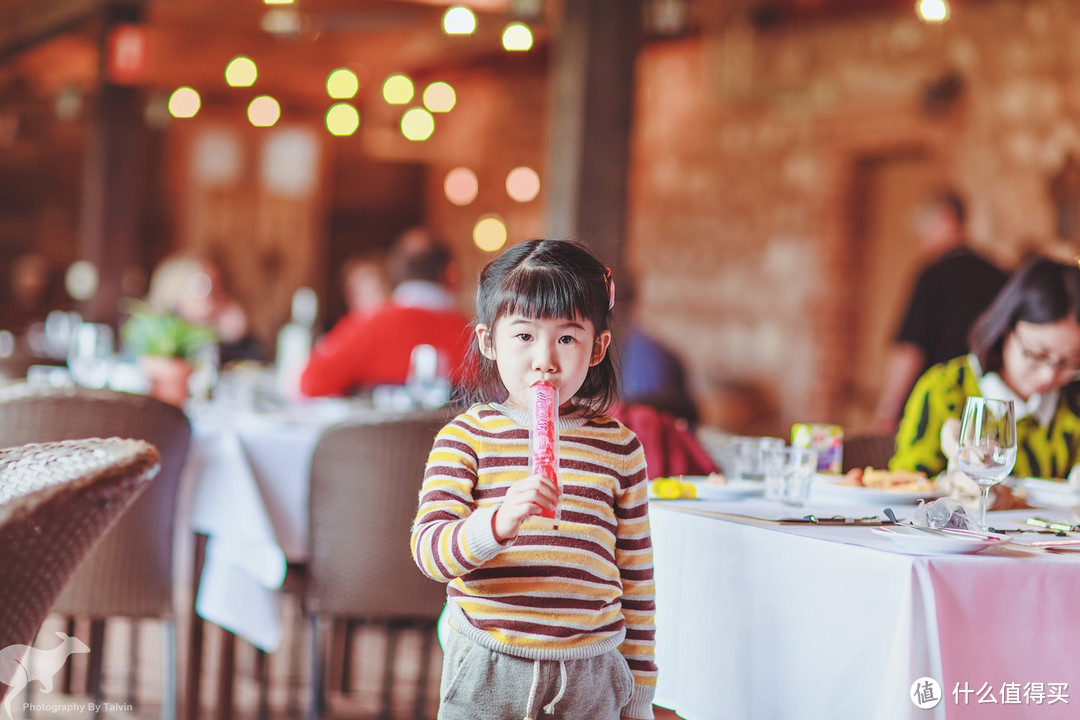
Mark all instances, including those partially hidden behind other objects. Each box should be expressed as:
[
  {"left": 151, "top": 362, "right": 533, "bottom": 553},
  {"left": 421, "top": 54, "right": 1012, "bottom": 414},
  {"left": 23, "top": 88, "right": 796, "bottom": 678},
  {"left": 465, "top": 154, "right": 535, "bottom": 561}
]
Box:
[
  {"left": 590, "top": 329, "right": 612, "bottom": 367},
  {"left": 475, "top": 324, "right": 496, "bottom": 360}
]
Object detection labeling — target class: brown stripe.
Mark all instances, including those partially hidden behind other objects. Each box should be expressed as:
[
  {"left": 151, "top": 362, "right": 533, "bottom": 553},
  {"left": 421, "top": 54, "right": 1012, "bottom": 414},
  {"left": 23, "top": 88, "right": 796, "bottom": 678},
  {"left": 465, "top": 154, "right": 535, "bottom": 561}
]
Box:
[
  {"left": 417, "top": 509, "right": 467, "bottom": 524},
  {"left": 616, "top": 537, "right": 653, "bottom": 551},
  {"left": 450, "top": 521, "right": 473, "bottom": 572},
  {"left": 471, "top": 617, "right": 625, "bottom": 639},
  {"left": 513, "top": 534, "right": 617, "bottom": 564},
  {"left": 420, "top": 523, "right": 454, "bottom": 580},
  {"left": 424, "top": 464, "right": 477, "bottom": 482},
  {"left": 467, "top": 565, "right": 623, "bottom": 588},
  {"left": 620, "top": 569, "right": 653, "bottom": 582}
]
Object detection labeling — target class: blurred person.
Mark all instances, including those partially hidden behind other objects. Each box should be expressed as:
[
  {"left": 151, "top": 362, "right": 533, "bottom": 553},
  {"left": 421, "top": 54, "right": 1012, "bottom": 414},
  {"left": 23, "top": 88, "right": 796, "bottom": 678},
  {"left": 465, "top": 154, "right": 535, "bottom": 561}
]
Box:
[
  {"left": 890, "top": 257, "right": 1080, "bottom": 487},
  {"left": 299, "top": 229, "right": 470, "bottom": 397},
  {"left": 618, "top": 275, "right": 697, "bottom": 422},
  {"left": 340, "top": 252, "right": 389, "bottom": 316},
  {"left": 145, "top": 253, "right": 263, "bottom": 363},
  {"left": 874, "top": 189, "right": 1008, "bottom": 431}
]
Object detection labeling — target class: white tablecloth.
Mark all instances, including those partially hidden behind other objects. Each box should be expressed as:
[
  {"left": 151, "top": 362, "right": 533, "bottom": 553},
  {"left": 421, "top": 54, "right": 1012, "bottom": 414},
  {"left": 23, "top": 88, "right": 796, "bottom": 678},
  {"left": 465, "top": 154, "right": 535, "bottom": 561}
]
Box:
[
  {"left": 650, "top": 499, "right": 1080, "bottom": 720},
  {"left": 186, "top": 399, "right": 371, "bottom": 651}
]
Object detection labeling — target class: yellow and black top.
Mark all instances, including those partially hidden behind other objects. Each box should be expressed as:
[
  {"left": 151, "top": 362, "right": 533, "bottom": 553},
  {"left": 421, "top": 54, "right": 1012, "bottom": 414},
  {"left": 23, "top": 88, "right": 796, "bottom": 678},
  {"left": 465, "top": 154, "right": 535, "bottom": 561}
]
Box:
[{"left": 889, "top": 355, "right": 1080, "bottom": 479}]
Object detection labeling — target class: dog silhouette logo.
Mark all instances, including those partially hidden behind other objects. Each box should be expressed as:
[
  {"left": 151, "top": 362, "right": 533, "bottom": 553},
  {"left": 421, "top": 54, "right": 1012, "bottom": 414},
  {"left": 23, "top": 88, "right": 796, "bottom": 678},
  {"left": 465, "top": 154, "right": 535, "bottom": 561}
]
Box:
[{"left": 0, "top": 632, "right": 90, "bottom": 719}]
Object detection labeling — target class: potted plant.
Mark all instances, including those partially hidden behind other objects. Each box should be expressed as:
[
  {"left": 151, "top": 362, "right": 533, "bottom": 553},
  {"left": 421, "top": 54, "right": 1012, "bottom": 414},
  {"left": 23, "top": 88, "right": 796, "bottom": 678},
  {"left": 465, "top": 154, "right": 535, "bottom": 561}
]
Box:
[{"left": 122, "top": 303, "right": 216, "bottom": 406}]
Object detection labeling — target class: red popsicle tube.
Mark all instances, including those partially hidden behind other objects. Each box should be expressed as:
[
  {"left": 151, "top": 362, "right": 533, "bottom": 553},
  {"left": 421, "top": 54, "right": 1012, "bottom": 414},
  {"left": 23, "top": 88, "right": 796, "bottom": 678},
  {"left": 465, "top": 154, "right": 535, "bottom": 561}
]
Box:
[{"left": 529, "top": 381, "right": 560, "bottom": 522}]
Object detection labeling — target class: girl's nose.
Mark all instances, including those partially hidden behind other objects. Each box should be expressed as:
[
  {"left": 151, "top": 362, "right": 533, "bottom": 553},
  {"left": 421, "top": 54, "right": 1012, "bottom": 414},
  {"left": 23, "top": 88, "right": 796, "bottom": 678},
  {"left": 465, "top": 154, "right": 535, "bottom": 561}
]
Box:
[{"left": 533, "top": 342, "right": 558, "bottom": 373}]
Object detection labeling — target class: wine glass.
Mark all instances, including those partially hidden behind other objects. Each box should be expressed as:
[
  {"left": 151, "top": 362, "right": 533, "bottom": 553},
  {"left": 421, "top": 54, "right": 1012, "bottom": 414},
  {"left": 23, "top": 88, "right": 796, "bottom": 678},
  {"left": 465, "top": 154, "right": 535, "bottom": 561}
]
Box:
[{"left": 956, "top": 397, "right": 1017, "bottom": 531}]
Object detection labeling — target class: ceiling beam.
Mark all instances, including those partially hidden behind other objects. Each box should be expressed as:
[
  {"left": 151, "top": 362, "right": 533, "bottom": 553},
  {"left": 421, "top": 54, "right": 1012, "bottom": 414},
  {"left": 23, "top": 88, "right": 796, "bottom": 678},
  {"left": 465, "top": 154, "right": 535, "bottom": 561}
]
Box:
[{"left": 0, "top": 0, "right": 108, "bottom": 63}]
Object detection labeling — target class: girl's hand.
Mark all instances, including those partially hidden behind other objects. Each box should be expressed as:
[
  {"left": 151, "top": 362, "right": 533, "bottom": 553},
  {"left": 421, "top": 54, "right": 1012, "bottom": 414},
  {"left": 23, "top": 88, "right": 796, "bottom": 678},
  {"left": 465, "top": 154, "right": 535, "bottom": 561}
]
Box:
[{"left": 493, "top": 473, "right": 559, "bottom": 542}]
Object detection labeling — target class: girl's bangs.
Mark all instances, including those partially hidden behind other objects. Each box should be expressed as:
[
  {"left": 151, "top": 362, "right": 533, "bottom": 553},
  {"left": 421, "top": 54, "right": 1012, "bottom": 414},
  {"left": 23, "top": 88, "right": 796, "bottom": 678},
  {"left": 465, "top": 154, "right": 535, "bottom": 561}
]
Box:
[{"left": 494, "top": 264, "right": 599, "bottom": 323}]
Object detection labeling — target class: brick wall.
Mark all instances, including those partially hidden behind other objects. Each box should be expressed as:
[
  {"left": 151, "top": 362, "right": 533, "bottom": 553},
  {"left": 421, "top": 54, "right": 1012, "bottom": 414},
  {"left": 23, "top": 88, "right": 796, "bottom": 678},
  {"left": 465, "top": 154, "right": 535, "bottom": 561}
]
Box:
[
  {"left": 627, "top": 0, "right": 1080, "bottom": 434},
  {"left": 419, "top": 0, "right": 1080, "bottom": 437}
]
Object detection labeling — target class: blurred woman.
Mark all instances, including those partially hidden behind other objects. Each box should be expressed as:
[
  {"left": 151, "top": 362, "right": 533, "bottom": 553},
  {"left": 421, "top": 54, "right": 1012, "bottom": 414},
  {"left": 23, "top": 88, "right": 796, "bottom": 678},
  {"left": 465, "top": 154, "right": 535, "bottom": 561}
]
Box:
[
  {"left": 146, "top": 254, "right": 263, "bottom": 363},
  {"left": 890, "top": 257, "right": 1080, "bottom": 480}
]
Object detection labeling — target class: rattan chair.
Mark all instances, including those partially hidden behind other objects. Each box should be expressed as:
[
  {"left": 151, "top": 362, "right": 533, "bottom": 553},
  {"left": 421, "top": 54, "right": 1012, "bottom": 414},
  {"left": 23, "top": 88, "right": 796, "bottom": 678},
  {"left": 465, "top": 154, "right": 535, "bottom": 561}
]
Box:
[
  {"left": 304, "top": 412, "right": 448, "bottom": 720},
  {"left": 0, "top": 383, "right": 191, "bottom": 718},
  {"left": 0, "top": 438, "right": 160, "bottom": 714},
  {"left": 842, "top": 433, "right": 898, "bottom": 472}
]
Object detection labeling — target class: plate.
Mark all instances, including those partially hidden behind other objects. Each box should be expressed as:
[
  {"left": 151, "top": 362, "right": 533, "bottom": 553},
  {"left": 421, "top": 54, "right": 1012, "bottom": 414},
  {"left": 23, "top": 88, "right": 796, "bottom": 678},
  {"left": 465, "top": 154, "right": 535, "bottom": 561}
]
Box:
[
  {"left": 871, "top": 525, "right": 1011, "bottom": 555},
  {"left": 811, "top": 474, "right": 944, "bottom": 505},
  {"left": 1021, "top": 478, "right": 1080, "bottom": 508},
  {"left": 649, "top": 477, "right": 763, "bottom": 501}
]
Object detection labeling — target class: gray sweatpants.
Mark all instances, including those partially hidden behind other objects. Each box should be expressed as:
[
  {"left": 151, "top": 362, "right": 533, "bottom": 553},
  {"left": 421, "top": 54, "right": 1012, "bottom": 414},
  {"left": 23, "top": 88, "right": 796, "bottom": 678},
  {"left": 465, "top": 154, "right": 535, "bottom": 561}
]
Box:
[{"left": 437, "top": 624, "right": 635, "bottom": 720}]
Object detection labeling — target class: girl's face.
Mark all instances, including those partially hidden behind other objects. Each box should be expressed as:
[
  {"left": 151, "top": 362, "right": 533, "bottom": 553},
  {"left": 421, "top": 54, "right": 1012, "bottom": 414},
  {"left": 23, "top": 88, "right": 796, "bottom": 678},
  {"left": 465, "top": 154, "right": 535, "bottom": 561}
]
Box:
[
  {"left": 1001, "top": 318, "right": 1080, "bottom": 399},
  {"left": 475, "top": 313, "right": 611, "bottom": 411}
]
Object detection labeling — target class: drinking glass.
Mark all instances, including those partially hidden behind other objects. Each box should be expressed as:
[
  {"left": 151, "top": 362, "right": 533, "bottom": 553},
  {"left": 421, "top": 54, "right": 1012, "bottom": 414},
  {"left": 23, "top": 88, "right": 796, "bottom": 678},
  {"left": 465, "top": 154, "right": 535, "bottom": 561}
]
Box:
[
  {"left": 956, "top": 397, "right": 1017, "bottom": 531},
  {"left": 729, "top": 436, "right": 784, "bottom": 480},
  {"left": 762, "top": 446, "right": 818, "bottom": 506},
  {"left": 67, "top": 322, "right": 115, "bottom": 388}
]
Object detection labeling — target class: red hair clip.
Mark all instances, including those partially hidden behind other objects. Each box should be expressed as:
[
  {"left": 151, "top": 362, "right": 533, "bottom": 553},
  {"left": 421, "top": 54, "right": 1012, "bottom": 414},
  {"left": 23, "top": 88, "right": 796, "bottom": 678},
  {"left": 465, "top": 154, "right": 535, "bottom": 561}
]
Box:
[{"left": 604, "top": 266, "right": 615, "bottom": 310}]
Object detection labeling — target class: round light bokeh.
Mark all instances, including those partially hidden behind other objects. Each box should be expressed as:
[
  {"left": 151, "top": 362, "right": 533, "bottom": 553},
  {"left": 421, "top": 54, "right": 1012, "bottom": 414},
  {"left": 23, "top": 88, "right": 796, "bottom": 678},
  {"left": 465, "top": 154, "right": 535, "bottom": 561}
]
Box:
[
  {"left": 383, "top": 74, "right": 414, "bottom": 105},
  {"left": 401, "top": 107, "right": 434, "bottom": 141},
  {"left": 443, "top": 6, "right": 477, "bottom": 35},
  {"left": 423, "top": 82, "right": 457, "bottom": 113},
  {"left": 327, "top": 68, "right": 359, "bottom": 99},
  {"left": 917, "top": 0, "right": 949, "bottom": 23},
  {"left": 473, "top": 216, "right": 508, "bottom": 252},
  {"left": 248, "top": 96, "right": 281, "bottom": 127},
  {"left": 502, "top": 23, "right": 533, "bottom": 52},
  {"left": 225, "top": 56, "right": 258, "bottom": 87},
  {"left": 64, "top": 261, "right": 99, "bottom": 302},
  {"left": 444, "top": 167, "right": 479, "bottom": 206},
  {"left": 168, "top": 87, "right": 201, "bottom": 118},
  {"left": 326, "top": 103, "right": 360, "bottom": 136},
  {"left": 505, "top": 166, "right": 540, "bottom": 202}
]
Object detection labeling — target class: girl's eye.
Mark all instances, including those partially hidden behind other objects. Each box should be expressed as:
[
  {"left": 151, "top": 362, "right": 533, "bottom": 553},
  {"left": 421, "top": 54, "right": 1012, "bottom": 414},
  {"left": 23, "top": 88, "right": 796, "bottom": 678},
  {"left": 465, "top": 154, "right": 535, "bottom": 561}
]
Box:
[
  {"left": 515, "top": 333, "right": 532, "bottom": 342},
  {"left": 558, "top": 335, "right": 576, "bottom": 344}
]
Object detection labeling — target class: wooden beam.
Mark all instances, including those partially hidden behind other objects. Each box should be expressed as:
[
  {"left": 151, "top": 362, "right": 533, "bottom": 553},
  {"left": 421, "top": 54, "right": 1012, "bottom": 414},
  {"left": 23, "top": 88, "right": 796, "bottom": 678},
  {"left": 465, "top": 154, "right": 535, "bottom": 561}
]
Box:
[
  {"left": 544, "top": 0, "right": 641, "bottom": 277},
  {"left": 77, "top": 1, "right": 148, "bottom": 327},
  {"left": 0, "top": 0, "right": 104, "bottom": 63}
]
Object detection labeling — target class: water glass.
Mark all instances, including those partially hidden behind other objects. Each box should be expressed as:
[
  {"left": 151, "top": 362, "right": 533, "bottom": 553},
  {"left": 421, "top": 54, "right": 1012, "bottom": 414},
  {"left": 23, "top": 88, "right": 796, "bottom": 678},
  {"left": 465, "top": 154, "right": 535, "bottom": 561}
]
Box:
[
  {"left": 728, "top": 436, "right": 785, "bottom": 480},
  {"left": 763, "top": 446, "right": 819, "bottom": 506},
  {"left": 67, "top": 322, "right": 115, "bottom": 389}
]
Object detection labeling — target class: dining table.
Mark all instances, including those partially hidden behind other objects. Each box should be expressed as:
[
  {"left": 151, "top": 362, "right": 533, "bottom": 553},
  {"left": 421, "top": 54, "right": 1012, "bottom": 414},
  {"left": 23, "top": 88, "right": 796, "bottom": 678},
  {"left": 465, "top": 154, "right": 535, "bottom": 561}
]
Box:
[
  {"left": 185, "top": 395, "right": 393, "bottom": 651},
  {"left": 649, "top": 490, "right": 1080, "bottom": 720}
]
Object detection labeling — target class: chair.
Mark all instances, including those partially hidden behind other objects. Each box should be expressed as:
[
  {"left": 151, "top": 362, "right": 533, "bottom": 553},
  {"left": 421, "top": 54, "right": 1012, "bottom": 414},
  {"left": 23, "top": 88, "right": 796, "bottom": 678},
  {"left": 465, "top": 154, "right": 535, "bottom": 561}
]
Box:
[
  {"left": 842, "top": 433, "right": 897, "bottom": 472},
  {"left": 304, "top": 412, "right": 449, "bottom": 720},
  {"left": 0, "top": 384, "right": 191, "bottom": 718},
  {"left": 0, "top": 438, "right": 160, "bottom": 714}
]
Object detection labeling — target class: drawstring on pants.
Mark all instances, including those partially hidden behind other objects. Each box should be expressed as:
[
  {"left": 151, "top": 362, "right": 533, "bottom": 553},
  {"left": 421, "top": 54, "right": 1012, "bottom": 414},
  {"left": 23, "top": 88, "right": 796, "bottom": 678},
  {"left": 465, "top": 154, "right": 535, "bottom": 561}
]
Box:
[{"left": 523, "top": 659, "right": 568, "bottom": 719}]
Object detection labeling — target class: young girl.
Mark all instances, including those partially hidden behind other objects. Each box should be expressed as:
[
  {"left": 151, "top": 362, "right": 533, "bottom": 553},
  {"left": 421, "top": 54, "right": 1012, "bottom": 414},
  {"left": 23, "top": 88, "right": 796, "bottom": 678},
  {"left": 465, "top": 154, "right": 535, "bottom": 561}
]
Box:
[{"left": 411, "top": 239, "right": 657, "bottom": 720}]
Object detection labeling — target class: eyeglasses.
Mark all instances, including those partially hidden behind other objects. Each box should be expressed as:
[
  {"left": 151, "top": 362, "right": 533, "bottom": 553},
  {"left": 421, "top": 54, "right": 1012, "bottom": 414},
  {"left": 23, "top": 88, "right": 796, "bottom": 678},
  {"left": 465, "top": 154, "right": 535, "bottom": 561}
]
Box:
[{"left": 1011, "top": 331, "right": 1080, "bottom": 376}]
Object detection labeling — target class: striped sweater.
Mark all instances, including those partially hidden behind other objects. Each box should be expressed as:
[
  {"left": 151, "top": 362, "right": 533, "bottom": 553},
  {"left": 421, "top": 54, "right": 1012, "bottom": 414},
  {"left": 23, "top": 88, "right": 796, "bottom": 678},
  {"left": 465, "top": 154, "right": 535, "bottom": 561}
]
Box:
[
  {"left": 890, "top": 355, "right": 1080, "bottom": 478},
  {"left": 411, "top": 402, "right": 657, "bottom": 717}
]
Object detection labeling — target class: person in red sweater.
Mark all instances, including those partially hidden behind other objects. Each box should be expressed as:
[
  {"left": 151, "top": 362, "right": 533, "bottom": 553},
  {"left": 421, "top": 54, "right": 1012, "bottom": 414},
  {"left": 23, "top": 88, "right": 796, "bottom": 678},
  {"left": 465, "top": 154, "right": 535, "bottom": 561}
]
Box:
[{"left": 299, "top": 230, "right": 471, "bottom": 397}]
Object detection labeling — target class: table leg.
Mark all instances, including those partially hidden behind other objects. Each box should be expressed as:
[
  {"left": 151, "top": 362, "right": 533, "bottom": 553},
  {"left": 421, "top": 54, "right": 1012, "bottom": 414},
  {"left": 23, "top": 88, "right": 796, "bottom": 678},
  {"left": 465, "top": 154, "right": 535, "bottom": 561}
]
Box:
[
  {"left": 217, "top": 632, "right": 236, "bottom": 720},
  {"left": 185, "top": 534, "right": 207, "bottom": 720}
]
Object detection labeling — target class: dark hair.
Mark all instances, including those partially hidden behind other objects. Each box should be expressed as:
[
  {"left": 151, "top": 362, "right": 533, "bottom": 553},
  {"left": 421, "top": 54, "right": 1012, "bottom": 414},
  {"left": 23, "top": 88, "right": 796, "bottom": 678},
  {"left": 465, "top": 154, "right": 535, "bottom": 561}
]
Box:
[
  {"left": 388, "top": 229, "right": 453, "bottom": 286},
  {"left": 969, "top": 257, "right": 1080, "bottom": 375},
  {"left": 932, "top": 189, "right": 967, "bottom": 226},
  {"left": 459, "top": 238, "right": 618, "bottom": 417}
]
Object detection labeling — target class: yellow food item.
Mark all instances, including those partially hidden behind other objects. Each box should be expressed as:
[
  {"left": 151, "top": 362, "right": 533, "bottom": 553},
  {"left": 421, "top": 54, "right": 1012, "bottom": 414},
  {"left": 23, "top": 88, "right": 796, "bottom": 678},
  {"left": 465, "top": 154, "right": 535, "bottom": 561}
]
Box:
[{"left": 651, "top": 477, "right": 697, "bottom": 499}]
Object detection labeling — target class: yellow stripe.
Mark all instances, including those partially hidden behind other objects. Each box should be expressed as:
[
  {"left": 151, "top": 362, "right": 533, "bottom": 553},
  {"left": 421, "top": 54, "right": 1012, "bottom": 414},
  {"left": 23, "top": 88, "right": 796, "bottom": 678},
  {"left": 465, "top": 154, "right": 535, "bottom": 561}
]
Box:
[{"left": 438, "top": 526, "right": 466, "bottom": 577}]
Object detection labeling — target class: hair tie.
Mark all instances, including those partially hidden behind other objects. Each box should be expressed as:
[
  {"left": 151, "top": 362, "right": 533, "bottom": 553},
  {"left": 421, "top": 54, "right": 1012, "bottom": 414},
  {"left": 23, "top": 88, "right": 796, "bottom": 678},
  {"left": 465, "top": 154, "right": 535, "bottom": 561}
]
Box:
[{"left": 604, "top": 266, "right": 615, "bottom": 310}]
